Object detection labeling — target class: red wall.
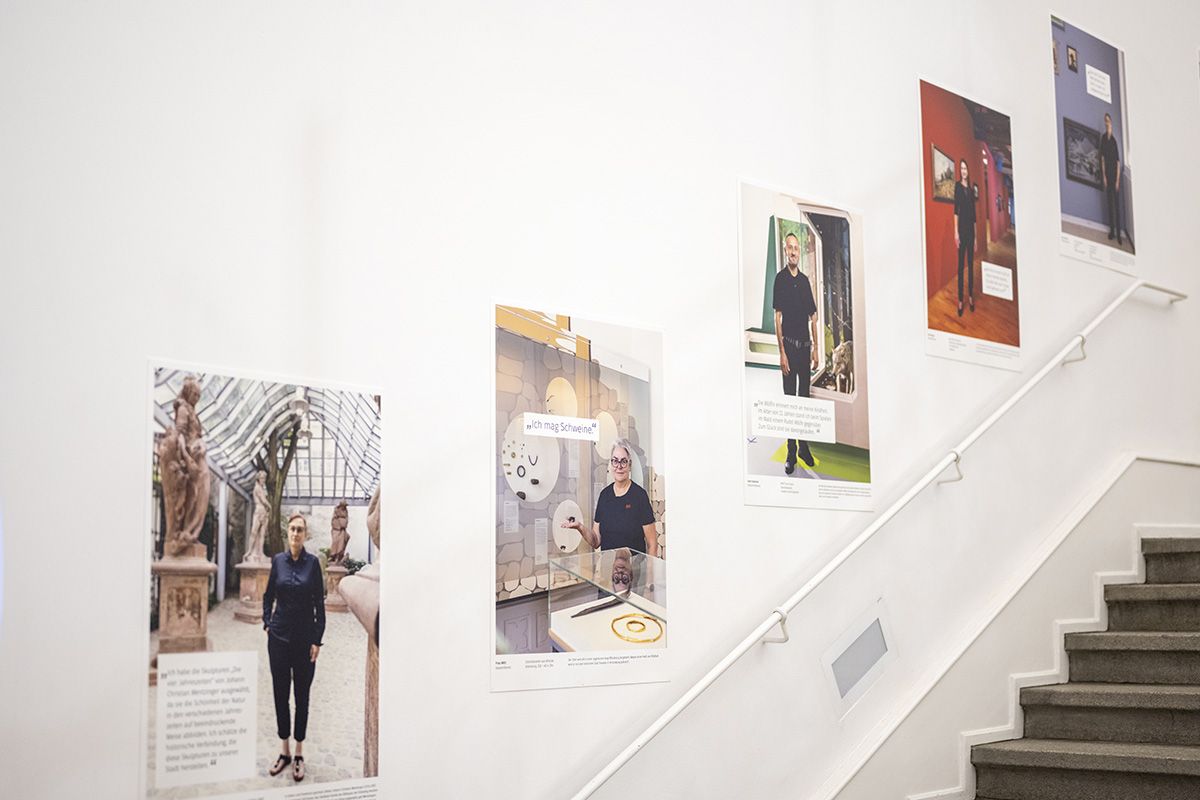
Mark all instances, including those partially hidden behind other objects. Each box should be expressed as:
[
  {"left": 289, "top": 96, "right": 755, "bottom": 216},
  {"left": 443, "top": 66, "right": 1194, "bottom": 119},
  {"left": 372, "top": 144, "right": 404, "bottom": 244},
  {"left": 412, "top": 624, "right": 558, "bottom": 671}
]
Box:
[
  {"left": 983, "top": 142, "right": 1012, "bottom": 244},
  {"left": 921, "top": 80, "right": 989, "bottom": 300}
]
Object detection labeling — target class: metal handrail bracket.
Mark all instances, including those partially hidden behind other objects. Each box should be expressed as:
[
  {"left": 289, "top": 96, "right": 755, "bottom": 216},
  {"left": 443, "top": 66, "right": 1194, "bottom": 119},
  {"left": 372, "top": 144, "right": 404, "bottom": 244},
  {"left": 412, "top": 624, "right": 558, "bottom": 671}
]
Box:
[{"left": 762, "top": 608, "right": 790, "bottom": 644}]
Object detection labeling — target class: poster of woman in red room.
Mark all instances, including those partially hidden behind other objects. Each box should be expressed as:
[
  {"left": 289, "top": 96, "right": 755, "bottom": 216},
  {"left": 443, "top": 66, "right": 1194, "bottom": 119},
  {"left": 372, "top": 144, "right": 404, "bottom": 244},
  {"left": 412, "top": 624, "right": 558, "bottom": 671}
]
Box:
[{"left": 919, "top": 79, "right": 1021, "bottom": 371}]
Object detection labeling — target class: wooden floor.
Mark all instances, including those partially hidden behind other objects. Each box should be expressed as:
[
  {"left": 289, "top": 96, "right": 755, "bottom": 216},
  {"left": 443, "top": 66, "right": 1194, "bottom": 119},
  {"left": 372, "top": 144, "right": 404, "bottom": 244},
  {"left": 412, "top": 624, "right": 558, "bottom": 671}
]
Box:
[
  {"left": 1062, "top": 218, "right": 1136, "bottom": 255},
  {"left": 928, "top": 229, "right": 1020, "bottom": 347}
]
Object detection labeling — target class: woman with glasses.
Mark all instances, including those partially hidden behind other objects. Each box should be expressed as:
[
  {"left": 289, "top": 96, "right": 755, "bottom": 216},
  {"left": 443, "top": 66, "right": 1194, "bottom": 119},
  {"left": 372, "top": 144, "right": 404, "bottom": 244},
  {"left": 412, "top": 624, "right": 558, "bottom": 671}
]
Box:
[
  {"left": 561, "top": 438, "right": 658, "bottom": 557},
  {"left": 262, "top": 512, "right": 325, "bottom": 782}
]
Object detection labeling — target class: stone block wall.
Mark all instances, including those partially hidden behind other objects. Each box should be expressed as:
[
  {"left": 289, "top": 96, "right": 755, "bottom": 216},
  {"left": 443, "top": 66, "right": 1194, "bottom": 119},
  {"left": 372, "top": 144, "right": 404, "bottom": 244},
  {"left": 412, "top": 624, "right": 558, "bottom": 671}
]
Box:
[{"left": 495, "top": 328, "right": 666, "bottom": 604}]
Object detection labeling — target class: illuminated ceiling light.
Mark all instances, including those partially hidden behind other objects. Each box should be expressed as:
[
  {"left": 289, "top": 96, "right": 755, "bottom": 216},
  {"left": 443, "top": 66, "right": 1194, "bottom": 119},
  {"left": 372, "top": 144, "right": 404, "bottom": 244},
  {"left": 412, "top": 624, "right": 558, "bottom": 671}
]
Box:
[{"left": 289, "top": 387, "right": 310, "bottom": 415}]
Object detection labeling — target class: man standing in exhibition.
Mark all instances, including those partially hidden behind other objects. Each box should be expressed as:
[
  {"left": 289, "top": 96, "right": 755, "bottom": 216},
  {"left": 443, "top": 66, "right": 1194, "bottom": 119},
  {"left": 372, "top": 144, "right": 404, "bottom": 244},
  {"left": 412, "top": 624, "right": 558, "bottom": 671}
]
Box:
[
  {"left": 774, "top": 230, "right": 819, "bottom": 475},
  {"left": 1100, "top": 113, "right": 1122, "bottom": 245}
]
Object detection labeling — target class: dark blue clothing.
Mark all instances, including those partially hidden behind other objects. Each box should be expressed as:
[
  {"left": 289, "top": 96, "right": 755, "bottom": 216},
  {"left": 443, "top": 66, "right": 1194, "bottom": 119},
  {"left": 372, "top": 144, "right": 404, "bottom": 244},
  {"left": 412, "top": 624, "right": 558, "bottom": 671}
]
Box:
[
  {"left": 594, "top": 482, "right": 655, "bottom": 552},
  {"left": 268, "top": 634, "right": 316, "bottom": 741},
  {"left": 263, "top": 548, "right": 325, "bottom": 647}
]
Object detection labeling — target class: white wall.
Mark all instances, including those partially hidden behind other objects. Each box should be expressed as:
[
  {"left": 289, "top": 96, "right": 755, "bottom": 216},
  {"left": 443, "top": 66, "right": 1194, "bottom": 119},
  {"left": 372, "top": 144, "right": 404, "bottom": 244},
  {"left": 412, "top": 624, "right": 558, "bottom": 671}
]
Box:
[
  {"left": 835, "top": 459, "right": 1200, "bottom": 800},
  {"left": 0, "top": 2, "right": 1198, "bottom": 800}
]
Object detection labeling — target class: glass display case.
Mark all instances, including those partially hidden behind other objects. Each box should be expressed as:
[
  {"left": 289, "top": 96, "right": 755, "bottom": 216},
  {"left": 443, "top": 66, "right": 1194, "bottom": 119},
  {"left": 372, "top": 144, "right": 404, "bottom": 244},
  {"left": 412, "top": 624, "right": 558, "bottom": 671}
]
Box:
[{"left": 547, "top": 549, "right": 667, "bottom": 653}]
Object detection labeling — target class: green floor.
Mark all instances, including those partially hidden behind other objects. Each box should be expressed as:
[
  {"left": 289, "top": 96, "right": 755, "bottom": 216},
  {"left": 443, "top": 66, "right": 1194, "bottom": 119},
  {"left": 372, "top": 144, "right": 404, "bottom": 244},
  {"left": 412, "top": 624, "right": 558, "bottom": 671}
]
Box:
[{"left": 768, "top": 441, "right": 871, "bottom": 483}]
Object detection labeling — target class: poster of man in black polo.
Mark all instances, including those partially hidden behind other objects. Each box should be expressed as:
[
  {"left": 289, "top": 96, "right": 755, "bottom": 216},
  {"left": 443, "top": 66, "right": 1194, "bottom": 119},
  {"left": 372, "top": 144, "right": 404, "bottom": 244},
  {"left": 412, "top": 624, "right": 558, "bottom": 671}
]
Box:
[{"left": 1052, "top": 16, "right": 1137, "bottom": 275}]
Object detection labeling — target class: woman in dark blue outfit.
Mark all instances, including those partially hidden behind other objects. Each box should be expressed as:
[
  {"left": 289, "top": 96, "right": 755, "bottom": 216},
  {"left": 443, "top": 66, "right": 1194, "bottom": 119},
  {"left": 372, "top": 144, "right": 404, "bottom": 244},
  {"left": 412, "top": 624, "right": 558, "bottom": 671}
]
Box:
[{"left": 262, "top": 512, "right": 325, "bottom": 782}]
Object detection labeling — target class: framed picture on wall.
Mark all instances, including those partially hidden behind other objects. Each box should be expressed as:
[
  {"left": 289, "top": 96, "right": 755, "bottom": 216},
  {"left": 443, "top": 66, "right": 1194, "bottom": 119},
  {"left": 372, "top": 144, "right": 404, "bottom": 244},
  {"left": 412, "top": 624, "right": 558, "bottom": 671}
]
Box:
[
  {"left": 737, "top": 180, "right": 873, "bottom": 511},
  {"left": 1052, "top": 15, "right": 1136, "bottom": 271},
  {"left": 918, "top": 78, "right": 1021, "bottom": 371},
  {"left": 491, "top": 305, "right": 669, "bottom": 691},
  {"left": 1063, "top": 117, "right": 1102, "bottom": 188},
  {"left": 931, "top": 144, "right": 954, "bottom": 203}
]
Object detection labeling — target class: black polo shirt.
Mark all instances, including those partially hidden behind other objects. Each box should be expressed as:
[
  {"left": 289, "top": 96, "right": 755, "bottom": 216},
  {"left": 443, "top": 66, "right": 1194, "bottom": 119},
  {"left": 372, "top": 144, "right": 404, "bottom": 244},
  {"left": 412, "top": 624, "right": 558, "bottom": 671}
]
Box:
[
  {"left": 773, "top": 267, "right": 817, "bottom": 343},
  {"left": 594, "top": 482, "right": 655, "bottom": 553},
  {"left": 1100, "top": 133, "right": 1121, "bottom": 184}
]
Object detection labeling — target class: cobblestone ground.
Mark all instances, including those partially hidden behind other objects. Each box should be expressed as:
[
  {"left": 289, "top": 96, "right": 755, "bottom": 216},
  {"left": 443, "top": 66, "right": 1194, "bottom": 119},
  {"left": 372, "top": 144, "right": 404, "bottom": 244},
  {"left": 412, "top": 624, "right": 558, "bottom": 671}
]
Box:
[{"left": 148, "top": 597, "right": 369, "bottom": 798}]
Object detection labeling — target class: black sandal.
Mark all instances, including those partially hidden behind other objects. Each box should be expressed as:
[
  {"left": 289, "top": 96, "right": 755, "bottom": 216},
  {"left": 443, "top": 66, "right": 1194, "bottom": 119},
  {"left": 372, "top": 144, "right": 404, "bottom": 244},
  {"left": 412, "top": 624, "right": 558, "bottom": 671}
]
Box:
[
  {"left": 269, "top": 754, "right": 292, "bottom": 776},
  {"left": 293, "top": 755, "right": 305, "bottom": 781}
]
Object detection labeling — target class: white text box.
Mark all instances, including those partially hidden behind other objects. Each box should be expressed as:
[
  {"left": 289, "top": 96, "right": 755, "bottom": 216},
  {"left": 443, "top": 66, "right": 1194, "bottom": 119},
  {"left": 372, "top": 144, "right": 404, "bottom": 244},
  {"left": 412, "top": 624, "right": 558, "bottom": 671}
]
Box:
[
  {"left": 981, "top": 261, "right": 1014, "bottom": 300},
  {"left": 157, "top": 650, "right": 257, "bottom": 789},
  {"left": 1086, "top": 64, "right": 1112, "bottom": 103},
  {"left": 752, "top": 395, "right": 836, "bottom": 443}
]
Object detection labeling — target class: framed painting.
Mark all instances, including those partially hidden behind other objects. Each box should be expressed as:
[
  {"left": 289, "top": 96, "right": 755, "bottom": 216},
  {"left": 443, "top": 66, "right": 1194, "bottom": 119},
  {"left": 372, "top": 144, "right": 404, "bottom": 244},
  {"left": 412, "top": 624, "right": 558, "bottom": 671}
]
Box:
[
  {"left": 931, "top": 144, "right": 955, "bottom": 203},
  {"left": 1063, "top": 118, "right": 1102, "bottom": 188}
]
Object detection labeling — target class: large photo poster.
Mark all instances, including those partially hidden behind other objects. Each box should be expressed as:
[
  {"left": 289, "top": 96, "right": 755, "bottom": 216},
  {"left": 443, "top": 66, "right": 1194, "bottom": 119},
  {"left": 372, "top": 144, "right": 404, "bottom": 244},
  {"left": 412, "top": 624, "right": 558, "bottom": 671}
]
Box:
[
  {"left": 737, "top": 181, "right": 872, "bottom": 511},
  {"left": 143, "top": 366, "right": 382, "bottom": 799},
  {"left": 1052, "top": 16, "right": 1136, "bottom": 275},
  {"left": 919, "top": 79, "right": 1021, "bottom": 370},
  {"left": 492, "top": 306, "right": 668, "bottom": 691}
]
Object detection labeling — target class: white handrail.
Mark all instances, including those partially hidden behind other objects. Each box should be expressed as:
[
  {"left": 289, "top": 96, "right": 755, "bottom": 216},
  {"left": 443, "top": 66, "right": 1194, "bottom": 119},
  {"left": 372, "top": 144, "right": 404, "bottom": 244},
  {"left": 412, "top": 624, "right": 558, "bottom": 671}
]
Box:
[{"left": 571, "top": 279, "right": 1186, "bottom": 800}]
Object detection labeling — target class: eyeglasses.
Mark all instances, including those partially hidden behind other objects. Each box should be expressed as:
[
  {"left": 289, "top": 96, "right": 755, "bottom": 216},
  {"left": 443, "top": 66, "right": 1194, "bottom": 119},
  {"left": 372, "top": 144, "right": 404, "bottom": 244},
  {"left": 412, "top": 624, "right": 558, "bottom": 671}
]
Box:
[{"left": 611, "top": 457, "right": 631, "bottom": 467}]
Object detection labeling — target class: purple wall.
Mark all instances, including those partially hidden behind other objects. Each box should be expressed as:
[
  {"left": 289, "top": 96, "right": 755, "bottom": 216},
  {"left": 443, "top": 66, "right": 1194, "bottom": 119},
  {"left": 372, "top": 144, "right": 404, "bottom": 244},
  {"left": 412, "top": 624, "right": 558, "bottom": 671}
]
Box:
[{"left": 1052, "top": 18, "right": 1133, "bottom": 240}]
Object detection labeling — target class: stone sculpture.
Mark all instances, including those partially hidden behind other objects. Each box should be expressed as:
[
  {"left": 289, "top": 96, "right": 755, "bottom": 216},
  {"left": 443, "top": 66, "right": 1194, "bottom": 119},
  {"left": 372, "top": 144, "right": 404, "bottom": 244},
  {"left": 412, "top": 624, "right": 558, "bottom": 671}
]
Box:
[
  {"left": 234, "top": 469, "right": 272, "bottom": 623},
  {"left": 341, "top": 484, "right": 380, "bottom": 776},
  {"left": 366, "top": 486, "right": 381, "bottom": 552},
  {"left": 832, "top": 340, "right": 854, "bottom": 394},
  {"left": 244, "top": 470, "right": 270, "bottom": 563},
  {"left": 158, "top": 376, "right": 211, "bottom": 557},
  {"left": 329, "top": 499, "right": 350, "bottom": 566}
]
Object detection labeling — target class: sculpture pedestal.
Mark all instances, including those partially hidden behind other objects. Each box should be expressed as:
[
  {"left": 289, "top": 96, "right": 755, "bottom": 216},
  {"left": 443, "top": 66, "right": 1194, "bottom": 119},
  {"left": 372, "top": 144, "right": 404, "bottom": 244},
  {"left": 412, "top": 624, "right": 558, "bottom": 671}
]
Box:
[
  {"left": 325, "top": 564, "right": 349, "bottom": 613},
  {"left": 150, "top": 544, "right": 218, "bottom": 685},
  {"left": 234, "top": 558, "right": 272, "bottom": 624},
  {"left": 342, "top": 563, "right": 380, "bottom": 777}
]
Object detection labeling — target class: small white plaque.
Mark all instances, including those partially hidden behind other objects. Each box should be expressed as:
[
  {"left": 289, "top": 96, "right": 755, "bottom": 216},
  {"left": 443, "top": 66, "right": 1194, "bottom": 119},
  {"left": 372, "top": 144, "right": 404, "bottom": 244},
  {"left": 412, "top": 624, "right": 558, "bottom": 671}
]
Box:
[
  {"left": 1086, "top": 64, "right": 1112, "bottom": 103},
  {"left": 567, "top": 439, "right": 580, "bottom": 478},
  {"left": 503, "top": 500, "right": 519, "bottom": 534},
  {"left": 534, "top": 518, "right": 548, "bottom": 565},
  {"left": 981, "top": 261, "right": 1014, "bottom": 300}
]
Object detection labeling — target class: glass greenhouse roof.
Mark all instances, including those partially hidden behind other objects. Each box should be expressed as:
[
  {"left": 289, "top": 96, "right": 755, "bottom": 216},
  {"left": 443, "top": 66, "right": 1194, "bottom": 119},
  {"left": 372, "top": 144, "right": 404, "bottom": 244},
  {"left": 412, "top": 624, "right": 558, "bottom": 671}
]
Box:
[{"left": 153, "top": 370, "right": 381, "bottom": 502}]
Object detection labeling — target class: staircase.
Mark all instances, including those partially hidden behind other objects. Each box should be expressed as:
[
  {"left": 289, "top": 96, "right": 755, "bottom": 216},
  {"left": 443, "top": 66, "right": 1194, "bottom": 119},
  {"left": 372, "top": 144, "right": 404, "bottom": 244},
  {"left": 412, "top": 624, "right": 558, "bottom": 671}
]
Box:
[{"left": 972, "top": 538, "right": 1200, "bottom": 799}]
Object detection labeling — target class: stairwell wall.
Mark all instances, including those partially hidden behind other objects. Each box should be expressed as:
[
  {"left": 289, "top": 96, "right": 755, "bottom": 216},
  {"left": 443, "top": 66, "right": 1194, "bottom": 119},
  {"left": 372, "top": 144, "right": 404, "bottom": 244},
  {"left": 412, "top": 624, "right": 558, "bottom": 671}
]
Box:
[
  {"left": 833, "top": 461, "right": 1200, "bottom": 800},
  {"left": 0, "top": 1, "right": 1198, "bottom": 800}
]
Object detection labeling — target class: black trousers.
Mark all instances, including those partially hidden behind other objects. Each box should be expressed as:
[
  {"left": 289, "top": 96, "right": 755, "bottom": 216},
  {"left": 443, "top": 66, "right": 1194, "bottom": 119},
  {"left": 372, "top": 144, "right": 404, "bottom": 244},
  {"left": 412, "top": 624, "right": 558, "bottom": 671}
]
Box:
[
  {"left": 268, "top": 633, "right": 316, "bottom": 741},
  {"left": 780, "top": 337, "right": 814, "bottom": 467},
  {"left": 1106, "top": 183, "right": 1121, "bottom": 238},
  {"left": 957, "top": 230, "right": 975, "bottom": 304}
]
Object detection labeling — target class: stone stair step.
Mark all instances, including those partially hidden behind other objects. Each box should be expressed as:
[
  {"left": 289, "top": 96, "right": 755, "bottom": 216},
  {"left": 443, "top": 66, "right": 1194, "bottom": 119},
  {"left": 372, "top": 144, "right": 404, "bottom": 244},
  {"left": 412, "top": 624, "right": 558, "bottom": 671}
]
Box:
[
  {"left": 1066, "top": 632, "right": 1200, "bottom": 684},
  {"left": 1143, "top": 539, "right": 1200, "bottom": 584},
  {"left": 1143, "top": 539, "right": 1200, "bottom": 554},
  {"left": 1105, "top": 583, "right": 1200, "bottom": 631},
  {"left": 1106, "top": 584, "right": 1200, "bottom": 600},
  {"left": 1023, "top": 682, "right": 1200, "bottom": 709},
  {"left": 1022, "top": 683, "right": 1200, "bottom": 744},
  {"left": 973, "top": 738, "right": 1200, "bottom": 799},
  {"left": 1065, "top": 632, "right": 1200, "bottom": 650}
]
